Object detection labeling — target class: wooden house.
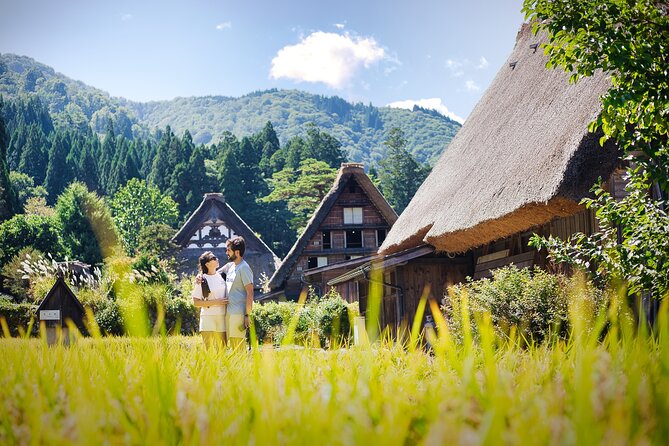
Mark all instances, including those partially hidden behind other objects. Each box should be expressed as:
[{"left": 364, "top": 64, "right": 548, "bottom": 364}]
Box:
[
  {"left": 327, "top": 23, "right": 624, "bottom": 333},
  {"left": 263, "top": 163, "right": 398, "bottom": 301},
  {"left": 37, "top": 277, "right": 87, "bottom": 344},
  {"left": 172, "top": 193, "right": 280, "bottom": 294}
]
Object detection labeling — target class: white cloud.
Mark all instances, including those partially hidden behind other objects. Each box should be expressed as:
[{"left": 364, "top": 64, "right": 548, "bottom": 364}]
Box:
[
  {"left": 476, "top": 56, "right": 489, "bottom": 70},
  {"left": 465, "top": 80, "right": 480, "bottom": 92},
  {"left": 387, "top": 98, "right": 464, "bottom": 124},
  {"left": 121, "top": 14, "right": 133, "bottom": 21},
  {"left": 270, "top": 32, "right": 387, "bottom": 89},
  {"left": 334, "top": 23, "right": 345, "bottom": 29},
  {"left": 216, "top": 22, "right": 232, "bottom": 30},
  {"left": 445, "top": 58, "right": 466, "bottom": 77}
]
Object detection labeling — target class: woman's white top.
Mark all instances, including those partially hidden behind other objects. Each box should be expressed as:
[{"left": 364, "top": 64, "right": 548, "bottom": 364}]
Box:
[{"left": 192, "top": 273, "right": 227, "bottom": 316}]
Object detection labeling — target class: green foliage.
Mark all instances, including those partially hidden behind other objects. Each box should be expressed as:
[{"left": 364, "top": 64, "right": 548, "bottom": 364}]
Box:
[
  {"left": 8, "top": 171, "right": 46, "bottom": 207},
  {"left": 260, "top": 158, "right": 337, "bottom": 234},
  {"left": 109, "top": 178, "right": 179, "bottom": 255},
  {"left": 445, "top": 266, "right": 608, "bottom": 344},
  {"left": 378, "top": 127, "right": 430, "bottom": 213},
  {"left": 250, "top": 292, "right": 353, "bottom": 347},
  {"left": 0, "top": 247, "right": 43, "bottom": 302},
  {"left": 136, "top": 224, "right": 179, "bottom": 259},
  {"left": 0, "top": 295, "right": 35, "bottom": 336},
  {"left": 130, "top": 254, "right": 172, "bottom": 285},
  {"left": 0, "top": 213, "right": 65, "bottom": 266},
  {"left": 55, "top": 182, "right": 119, "bottom": 265},
  {"left": 531, "top": 170, "right": 669, "bottom": 298},
  {"left": 523, "top": 0, "right": 669, "bottom": 298}
]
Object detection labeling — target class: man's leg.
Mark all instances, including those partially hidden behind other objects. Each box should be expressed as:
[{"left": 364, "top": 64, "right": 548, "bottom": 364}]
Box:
[{"left": 227, "top": 314, "right": 247, "bottom": 350}]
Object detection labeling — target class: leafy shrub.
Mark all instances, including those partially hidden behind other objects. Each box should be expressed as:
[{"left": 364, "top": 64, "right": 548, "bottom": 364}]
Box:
[
  {"left": 0, "top": 214, "right": 66, "bottom": 266},
  {"left": 130, "top": 254, "right": 172, "bottom": 285},
  {"left": 0, "top": 248, "right": 44, "bottom": 302},
  {"left": 444, "top": 266, "right": 608, "bottom": 345},
  {"left": 251, "top": 292, "right": 353, "bottom": 347},
  {"left": 0, "top": 296, "right": 36, "bottom": 336}
]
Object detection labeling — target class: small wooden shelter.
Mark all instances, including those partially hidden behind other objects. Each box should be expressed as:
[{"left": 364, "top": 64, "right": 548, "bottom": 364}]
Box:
[
  {"left": 172, "top": 193, "right": 280, "bottom": 294},
  {"left": 329, "top": 23, "right": 624, "bottom": 333},
  {"left": 264, "top": 163, "right": 398, "bottom": 301},
  {"left": 37, "top": 277, "right": 87, "bottom": 344}
]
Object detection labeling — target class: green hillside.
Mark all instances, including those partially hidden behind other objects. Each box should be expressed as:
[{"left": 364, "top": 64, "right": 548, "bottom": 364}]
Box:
[{"left": 0, "top": 54, "right": 460, "bottom": 165}]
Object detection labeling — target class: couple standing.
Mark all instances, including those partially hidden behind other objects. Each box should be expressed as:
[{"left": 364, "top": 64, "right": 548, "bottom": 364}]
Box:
[{"left": 192, "top": 236, "right": 253, "bottom": 349}]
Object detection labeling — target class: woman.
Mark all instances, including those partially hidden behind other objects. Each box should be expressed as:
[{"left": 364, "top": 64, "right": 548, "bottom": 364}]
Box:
[{"left": 192, "top": 251, "right": 228, "bottom": 347}]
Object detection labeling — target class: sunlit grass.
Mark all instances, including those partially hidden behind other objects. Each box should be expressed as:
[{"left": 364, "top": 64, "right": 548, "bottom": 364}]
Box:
[{"left": 2, "top": 286, "right": 669, "bottom": 444}]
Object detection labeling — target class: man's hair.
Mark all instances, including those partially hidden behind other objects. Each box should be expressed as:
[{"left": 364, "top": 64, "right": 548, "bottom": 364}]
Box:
[{"left": 227, "top": 236, "right": 246, "bottom": 257}]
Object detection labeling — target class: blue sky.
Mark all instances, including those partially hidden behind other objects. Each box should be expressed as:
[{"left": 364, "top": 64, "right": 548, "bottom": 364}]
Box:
[{"left": 0, "top": 0, "right": 525, "bottom": 122}]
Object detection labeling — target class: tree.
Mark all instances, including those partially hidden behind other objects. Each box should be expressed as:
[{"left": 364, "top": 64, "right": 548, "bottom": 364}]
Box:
[
  {"left": 109, "top": 178, "right": 179, "bottom": 255},
  {"left": 378, "top": 127, "right": 430, "bottom": 214},
  {"left": 0, "top": 110, "right": 19, "bottom": 220},
  {"left": 44, "top": 131, "right": 73, "bottom": 202},
  {"left": 0, "top": 214, "right": 66, "bottom": 265},
  {"left": 8, "top": 171, "right": 47, "bottom": 207},
  {"left": 55, "top": 182, "right": 119, "bottom": 265},
  {"left": 524, "top": 0, "right": 669, "bottom": 298},
  {"left": 260, "top": 158, "right": 337, "bottom": 234}
]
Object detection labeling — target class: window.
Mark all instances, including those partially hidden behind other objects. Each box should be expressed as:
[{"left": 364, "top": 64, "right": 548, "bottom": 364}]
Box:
[
  {"left": 322, "top": 231, "right": 331, "bottom": 249},
  {"left": 346, "top": 229, "right": 362, "bottom": 248},
  {"left": 344, "top": 207, "right": 363, "bottom": 224},
  {"left": 307, "top": 256, "right": 328, "bottom": 269},
  {"left": 377, "top": 229, "right": 387, "bottom": 247}
]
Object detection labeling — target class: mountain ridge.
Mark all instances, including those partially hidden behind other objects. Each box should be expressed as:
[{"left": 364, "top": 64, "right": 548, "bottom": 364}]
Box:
[{"left": 0, "top": 53, "right": 460, "bottom": 165}]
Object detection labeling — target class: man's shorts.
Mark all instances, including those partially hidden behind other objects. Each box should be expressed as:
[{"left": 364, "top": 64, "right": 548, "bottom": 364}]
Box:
[
  {"left": 199, "top": 314, "right": 226, "bottom": 332},
  {"left": 227, "top": 313, "right": 246, "bottom": 338}
]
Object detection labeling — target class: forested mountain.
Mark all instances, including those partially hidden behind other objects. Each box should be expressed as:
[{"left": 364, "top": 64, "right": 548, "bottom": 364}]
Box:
[{"left": 0, "top": 54, "right": 460, "bottom": 165}]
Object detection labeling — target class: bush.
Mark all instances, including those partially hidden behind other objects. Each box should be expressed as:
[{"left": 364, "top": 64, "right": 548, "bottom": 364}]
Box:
[
  {"left": 0, "top": 214, "right": 66, "bottom": 266},
  {"left": 0, "top": 296, "right": 36, "bottom": 336},
  {"left": 130, "top": 254, "right": 172, "bottom": 285},
  {"left": 251, "top": 292, "right": 353, "bottom": 347},
  {"left": 444, "top": 266, "right": 608, "bottom": 345},
  {"left": 0, "top": 248, "right": 44, "bottom": 302}
]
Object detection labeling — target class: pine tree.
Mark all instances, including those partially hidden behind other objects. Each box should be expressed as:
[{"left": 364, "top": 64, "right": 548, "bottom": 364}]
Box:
[
  {"left": 378, "top": 127, "right": 430, "bottom": 214},
  {"left": 0, "top": 110, "right": 19, "bottom": 220},
  {"left": 18, "top": 124, "right": 48, "bottom": 184},
  {"left": 44, "top": 131, "right": 73, "bottom": 202}
]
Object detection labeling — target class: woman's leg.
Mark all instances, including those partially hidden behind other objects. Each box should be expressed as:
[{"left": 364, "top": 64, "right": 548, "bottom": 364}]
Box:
[{"left": 201, "top": 331, "right": 225, "bottom": 348}]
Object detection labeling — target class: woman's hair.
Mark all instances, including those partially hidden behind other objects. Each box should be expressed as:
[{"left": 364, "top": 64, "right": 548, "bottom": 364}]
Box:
[
  {"left": 199, "top": 251, "right": 217, "bottom": 274},
  {"left": 198, "top": 251, "right": 217, "bottom": 298}
]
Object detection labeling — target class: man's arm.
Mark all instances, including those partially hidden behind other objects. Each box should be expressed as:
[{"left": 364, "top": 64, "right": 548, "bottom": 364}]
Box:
[{"left": 244, "top": 282, "right": 253, "bottom": 328}]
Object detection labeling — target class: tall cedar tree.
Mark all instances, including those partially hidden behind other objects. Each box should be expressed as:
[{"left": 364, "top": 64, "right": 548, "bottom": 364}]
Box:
[
  {"left": 18, "top": 124, "right": 48, "bottom": 185},
  {"left": 44, "top": 130, "right": 73, "bottom": 202},
  {"left": 55, "top": 182, "right": 119, "bottom": 264},
  {"left": 0, "top": 109, "right": 19, "bottom": 220},
  {"left": 378, "top": 127, "right": 430, "bottom": 214}
]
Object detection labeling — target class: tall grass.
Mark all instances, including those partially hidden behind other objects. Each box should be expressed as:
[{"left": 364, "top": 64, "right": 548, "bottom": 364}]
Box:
[{"left": 1, "top": 283, "right": 669, "bottom": 444}]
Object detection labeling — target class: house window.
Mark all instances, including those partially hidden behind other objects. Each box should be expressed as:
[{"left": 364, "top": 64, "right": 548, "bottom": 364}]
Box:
[
  {"left": 307, "top": 256, "right": 328, "bottom": 269},
  {"left": 344, "top": 207, "right": 363, "bottom": 224},
  {"left": 322, "top": 231, "right": 331, "bottom": 249},
  {"left": 377, "top": 229, "right": 387, "bottom": 247},
  {"left": 346, "top": 229, "right": 362, "bottom": 248}
]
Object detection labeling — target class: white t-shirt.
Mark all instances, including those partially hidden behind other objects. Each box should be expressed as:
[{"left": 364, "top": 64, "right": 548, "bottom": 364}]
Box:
[{"left": 192, "top": 273, "right": 227, "bottom": 316}]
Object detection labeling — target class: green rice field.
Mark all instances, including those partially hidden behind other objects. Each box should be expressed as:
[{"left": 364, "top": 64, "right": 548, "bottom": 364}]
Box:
[{"left": 1, "top": 296, "right": 668, "bottom": 445}]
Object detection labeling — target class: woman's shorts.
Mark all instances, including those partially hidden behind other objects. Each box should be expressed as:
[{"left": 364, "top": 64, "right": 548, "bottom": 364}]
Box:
[{"left": 199, "top": 314, "right": 226, "bottom": 332}]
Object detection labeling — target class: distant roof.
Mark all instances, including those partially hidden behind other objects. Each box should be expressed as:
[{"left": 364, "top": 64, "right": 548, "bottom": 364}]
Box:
[
  {"left": 173, "top": 193, "right": 280, "bottom": 270},
  {"left": 268, "top": 163, "right": 398, "bottom": 290},
  {"left": 380, "top": 23, "right": 620, "bottom": 255}
]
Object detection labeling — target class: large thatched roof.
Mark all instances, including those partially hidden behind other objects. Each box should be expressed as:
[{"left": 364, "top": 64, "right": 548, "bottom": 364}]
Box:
[
  {"left": 268, "top": 163, "right": 398, "bottom": 290},
  {"left": 380, "top": 23, "right": 620, "bottom": 255}
]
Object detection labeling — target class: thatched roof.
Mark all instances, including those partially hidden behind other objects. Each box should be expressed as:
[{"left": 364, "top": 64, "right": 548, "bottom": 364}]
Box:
[
  {"left": 173, "top": 193, "right": 280, "bottom": 281},
  {"left": 380, "top": 23, "right": 621, "bottom": 255},
  {"left": 268, "top": 163, "right": 398, "bottom": 290}
]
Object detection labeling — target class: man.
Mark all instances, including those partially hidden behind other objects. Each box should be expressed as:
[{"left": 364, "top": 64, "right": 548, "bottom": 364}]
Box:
[{"left": 217, "top": 236, "right": 254, "bottom": 350}]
